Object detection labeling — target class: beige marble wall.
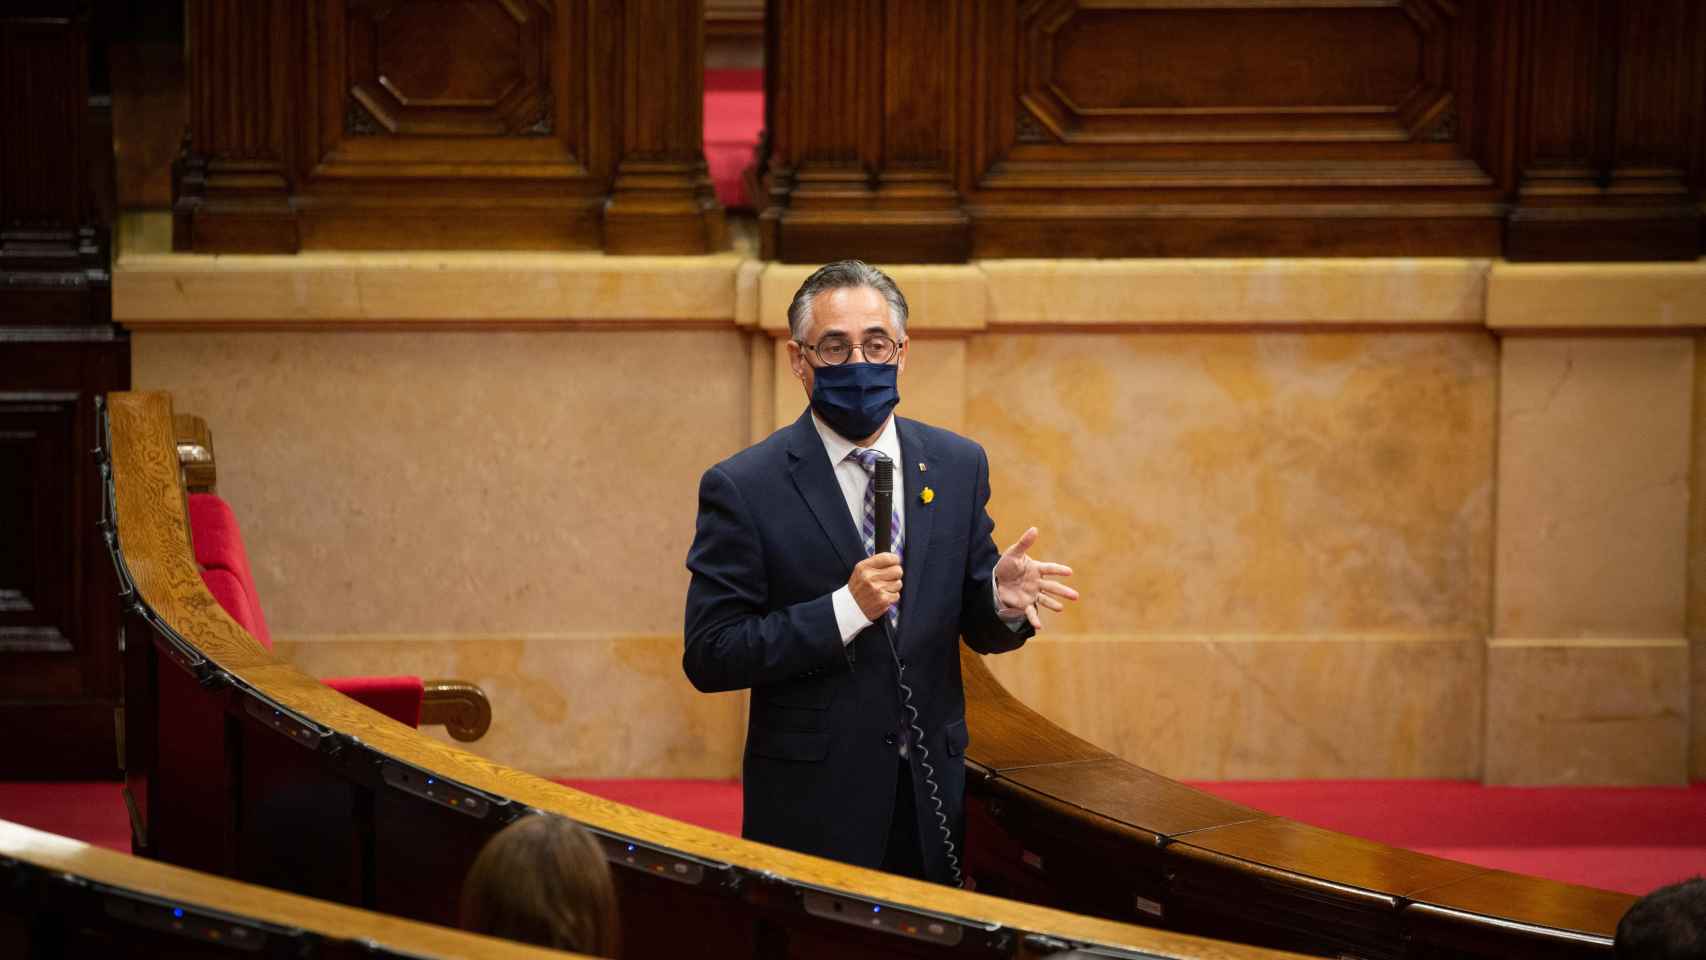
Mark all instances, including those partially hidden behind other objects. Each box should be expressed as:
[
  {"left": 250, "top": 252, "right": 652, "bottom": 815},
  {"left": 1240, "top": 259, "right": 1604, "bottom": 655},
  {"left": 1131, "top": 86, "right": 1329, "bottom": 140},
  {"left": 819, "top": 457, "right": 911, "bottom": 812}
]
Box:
[
  {"left": 1489, "top": 337, "right": 1694, "bottom": 785},
  {"left": 965, "top": 332, "right": 1499, "bottom": 779},
  {"left": 133, "top": 330, "right": 753, "bottom": 777},
  {"left": 983, "top": 634, "right": 1484, "bottom": 780},
  {"left": 121, "top": 255, "right": 1706, "bottom": 785}
]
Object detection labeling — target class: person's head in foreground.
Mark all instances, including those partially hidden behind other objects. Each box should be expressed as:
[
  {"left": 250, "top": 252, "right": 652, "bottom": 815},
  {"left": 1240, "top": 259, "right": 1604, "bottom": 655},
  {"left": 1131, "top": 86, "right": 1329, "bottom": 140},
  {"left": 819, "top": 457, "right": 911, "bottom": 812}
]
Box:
[
  {"left": 1616, "top": 876, "right": 1706, "bottom": 960},
  {"left": 460, "top": 813, "right": 619, "bottom": 956}
]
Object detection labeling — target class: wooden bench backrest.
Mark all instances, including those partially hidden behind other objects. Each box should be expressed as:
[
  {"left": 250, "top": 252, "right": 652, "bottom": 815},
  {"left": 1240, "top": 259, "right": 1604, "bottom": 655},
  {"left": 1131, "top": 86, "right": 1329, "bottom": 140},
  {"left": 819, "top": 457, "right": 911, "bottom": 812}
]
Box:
[{"left": 0, "top": 819, "right": 584, "bottom": 959}]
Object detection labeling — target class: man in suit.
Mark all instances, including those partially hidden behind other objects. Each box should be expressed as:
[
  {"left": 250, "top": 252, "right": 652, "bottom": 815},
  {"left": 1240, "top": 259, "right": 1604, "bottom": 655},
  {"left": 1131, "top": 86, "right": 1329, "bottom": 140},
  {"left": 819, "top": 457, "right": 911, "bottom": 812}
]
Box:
[{"left": 684, "top": 260, "right": 1078, "bottom": 885}]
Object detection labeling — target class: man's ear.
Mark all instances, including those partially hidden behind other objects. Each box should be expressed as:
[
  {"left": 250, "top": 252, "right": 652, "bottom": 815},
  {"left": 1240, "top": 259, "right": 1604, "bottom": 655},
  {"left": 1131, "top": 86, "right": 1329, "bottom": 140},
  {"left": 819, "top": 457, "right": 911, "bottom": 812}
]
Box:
[
  {"left": 896, "top": 338, "right": 908, "bottom": 377},
  {"left": 786, "top": 340, "right": 807, "bottom": 381}
]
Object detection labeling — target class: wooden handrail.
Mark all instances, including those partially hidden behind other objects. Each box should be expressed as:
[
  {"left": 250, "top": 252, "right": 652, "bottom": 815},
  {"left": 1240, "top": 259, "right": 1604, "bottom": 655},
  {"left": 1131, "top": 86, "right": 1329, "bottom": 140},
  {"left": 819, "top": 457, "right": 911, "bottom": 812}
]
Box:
[
  {"left": 107, "top": 390, "right": 1304, "bottom": 960},
  {"left": 958, "top": 638, "right": 1632, "bottom": 958},
  {"left": 0, "top": 819, "right": 583, "bottom": 959}
]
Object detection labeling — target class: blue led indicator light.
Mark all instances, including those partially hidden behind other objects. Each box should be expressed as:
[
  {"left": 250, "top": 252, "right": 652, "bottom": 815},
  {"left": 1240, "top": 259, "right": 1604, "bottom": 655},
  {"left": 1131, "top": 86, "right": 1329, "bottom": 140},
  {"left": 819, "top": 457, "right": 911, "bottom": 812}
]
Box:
[{"left": 173, "top": 908, "right": 184, "bottom": 918}]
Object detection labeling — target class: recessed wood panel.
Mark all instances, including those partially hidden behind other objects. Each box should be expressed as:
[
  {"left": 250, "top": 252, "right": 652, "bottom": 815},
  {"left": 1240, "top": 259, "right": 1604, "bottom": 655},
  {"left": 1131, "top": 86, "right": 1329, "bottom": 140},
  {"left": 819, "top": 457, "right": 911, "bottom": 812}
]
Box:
[
  {"left": 1034, "top": 3, "right": 1438, "bottom": 142},
  {"left": 348, "top": 0, "right": 553, "bottom": 136},
  {"left": 0, "top": 395, "right": 76, "bottom": 657}
]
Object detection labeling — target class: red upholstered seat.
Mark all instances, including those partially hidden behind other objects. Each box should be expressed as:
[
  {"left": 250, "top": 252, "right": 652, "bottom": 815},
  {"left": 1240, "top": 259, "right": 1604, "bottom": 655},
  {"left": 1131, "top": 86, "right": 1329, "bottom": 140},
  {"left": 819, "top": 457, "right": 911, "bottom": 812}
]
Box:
[
  {"left": 704, "top": 68, "right": 763, "bottom": 209},
  {"left": 321, "top": 675, "right": 424, "bottom": 728},
  {"left": 188, "top": 492, "right": 424, "bottom": 729},
  {"left": 188, "top": 494, "right": 272, "bottom": 648}
]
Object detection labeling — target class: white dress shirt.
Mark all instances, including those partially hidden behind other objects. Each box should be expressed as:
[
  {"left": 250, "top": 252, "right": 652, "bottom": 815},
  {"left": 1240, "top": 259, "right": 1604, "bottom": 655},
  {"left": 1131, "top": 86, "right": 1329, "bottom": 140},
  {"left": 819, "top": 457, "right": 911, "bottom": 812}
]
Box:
[
  {"left": 811, "top": 412, "right": 905, "bottom": 644},
  {"left": 812, "top": 413, "right": 1026, "bottom": 645}
]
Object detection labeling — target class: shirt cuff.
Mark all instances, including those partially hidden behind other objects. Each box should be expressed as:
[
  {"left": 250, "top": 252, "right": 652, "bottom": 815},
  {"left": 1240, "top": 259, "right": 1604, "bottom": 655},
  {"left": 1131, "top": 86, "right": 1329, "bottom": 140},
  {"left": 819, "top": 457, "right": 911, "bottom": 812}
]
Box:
[
  {"left": 831, "top": 585, "right": 874, "bottom": 645},
  {"left": 993, "top": 566, "right": 1028, "bottom": 631}
]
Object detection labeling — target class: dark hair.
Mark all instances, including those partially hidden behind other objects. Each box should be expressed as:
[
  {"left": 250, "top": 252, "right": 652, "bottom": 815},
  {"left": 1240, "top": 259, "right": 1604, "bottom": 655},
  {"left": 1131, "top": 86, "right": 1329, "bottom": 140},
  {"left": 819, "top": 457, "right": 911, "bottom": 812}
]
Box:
[
  {"left": 786, "top": 259, "right": 910, "bottom": 340},
  {"left": 460, "top": 814, "right": 620, "bottom": 956},
  {"left": 1616, "top": 876, "right": 1706, "bottom": 960}
]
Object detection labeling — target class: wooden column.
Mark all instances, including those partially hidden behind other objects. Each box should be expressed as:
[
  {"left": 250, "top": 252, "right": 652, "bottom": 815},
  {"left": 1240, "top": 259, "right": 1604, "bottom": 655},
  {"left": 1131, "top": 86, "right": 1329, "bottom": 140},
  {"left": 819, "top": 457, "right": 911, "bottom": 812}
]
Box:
[
  {"left": 0, "top": 0, "right": 129, "bottom": 778},
  {"left": 173, "top": 0, "right": 299, "bottom": 253},
  {"left": 759, "top": 0, "right": 970, "bottom": 263},
  {"left": 605, "top": 0, "right": 726, "bottom": 254},
  {"left": 1504, "top": 0, "right": 1704, "bottom": 260}
]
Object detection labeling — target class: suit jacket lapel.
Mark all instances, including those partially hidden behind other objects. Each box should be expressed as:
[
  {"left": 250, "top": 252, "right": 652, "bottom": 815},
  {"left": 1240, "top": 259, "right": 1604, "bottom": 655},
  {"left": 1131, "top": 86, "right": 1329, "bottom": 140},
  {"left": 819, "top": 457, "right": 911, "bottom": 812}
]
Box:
[
  {"left": 785, "top": 410, "right": 867, "bottom": 576},
  {"left": 895, "top": 418, "right": 934, "bottom": 649}
]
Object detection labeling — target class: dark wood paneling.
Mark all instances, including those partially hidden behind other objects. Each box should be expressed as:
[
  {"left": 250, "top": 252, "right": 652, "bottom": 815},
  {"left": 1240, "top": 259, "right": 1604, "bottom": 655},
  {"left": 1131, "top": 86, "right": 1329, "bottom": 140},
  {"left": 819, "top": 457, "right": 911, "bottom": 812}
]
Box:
[
  {"left": 759, "top": 0, "right": 969, "bottom": 262},
  {"left": 0, "top": 2, "right": 128, "bottom": 780},
  {"left": 606, "top": 0, "right": 728, "bottom": 254},
  {"left": 174, "top": 0, "right": 721, "bottom": 254},
  {"left": 760, "top": 0, "right": 1703, "bottom": 260},
  {"left": 1504, "top": 0, "right": 1701, "bottom": 260}
]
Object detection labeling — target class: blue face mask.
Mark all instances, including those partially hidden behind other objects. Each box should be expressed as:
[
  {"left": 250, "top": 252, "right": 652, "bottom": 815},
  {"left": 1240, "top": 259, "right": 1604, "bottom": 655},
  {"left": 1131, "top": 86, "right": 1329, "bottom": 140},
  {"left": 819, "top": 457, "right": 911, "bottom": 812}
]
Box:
[{"left": 811, "top": 362, "right": 900, "bottom": 441}]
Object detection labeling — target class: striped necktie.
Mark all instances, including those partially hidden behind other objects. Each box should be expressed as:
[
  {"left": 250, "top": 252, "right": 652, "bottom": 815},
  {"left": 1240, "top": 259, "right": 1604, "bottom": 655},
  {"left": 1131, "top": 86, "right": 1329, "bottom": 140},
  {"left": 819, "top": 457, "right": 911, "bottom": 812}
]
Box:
[{"left": 849, "top": 448, "right": 904, "bottom": 629}]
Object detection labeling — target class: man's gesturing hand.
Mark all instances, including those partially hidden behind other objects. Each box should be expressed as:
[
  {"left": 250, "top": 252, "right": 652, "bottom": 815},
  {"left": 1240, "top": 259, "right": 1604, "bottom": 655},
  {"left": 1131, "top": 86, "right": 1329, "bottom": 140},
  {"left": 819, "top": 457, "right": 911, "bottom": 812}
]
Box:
[
  {"left": 994, "top": 527, "right": 1079, "bottom": 630},
  {"left": 849, "top": 553, "right": 903, "bottom": 621}
]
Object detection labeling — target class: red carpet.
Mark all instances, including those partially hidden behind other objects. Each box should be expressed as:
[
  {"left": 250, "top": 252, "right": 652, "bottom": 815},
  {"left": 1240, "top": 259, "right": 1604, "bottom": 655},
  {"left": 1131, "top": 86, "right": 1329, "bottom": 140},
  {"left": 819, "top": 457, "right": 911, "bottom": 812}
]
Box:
[
  {"left": 704, "top": 69, "right": 763, "bottom": 209},
  {"left": 5, "top": 779, "right": 1699, "bottom": 896}
]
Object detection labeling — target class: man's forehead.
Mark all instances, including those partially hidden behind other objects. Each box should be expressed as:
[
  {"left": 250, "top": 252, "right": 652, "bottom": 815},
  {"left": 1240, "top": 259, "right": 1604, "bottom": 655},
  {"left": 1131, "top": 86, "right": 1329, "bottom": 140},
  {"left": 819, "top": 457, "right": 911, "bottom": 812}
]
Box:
[{"left": 805, "top": 285, "right": 897, "bottom": 338}]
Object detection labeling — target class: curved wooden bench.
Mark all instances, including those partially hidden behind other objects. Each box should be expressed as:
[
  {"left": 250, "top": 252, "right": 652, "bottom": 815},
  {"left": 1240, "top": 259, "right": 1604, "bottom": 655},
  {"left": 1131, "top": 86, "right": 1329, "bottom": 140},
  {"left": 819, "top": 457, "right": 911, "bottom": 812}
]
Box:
[
  {"left": 957, "top": 625, "right": 1633, "bottom": 958},
  {"left": 0, "top": 819, "right": 583, "bottom": 959},
  {"left": 106, "top": 391, "right": 1303, "bottom": 960}
]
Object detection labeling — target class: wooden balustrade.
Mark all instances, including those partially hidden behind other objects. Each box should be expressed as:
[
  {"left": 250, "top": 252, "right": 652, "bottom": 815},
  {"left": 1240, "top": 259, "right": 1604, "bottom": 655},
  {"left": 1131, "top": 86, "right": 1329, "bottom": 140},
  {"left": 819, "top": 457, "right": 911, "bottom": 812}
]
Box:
[
  {"left": 107, "top": 390, "right": 1303, "bottom": 960},
  {"left": 0, "top": 819, "right": 585, "bottom": 959},
  {"left": 757, "top": 0, "right": 1706, "bottom": 262}
]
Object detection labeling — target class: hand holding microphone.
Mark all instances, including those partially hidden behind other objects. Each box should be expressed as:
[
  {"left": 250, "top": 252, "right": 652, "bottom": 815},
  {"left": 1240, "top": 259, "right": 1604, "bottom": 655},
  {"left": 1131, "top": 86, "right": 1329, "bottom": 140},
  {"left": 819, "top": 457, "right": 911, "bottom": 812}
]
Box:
[{"left": 849, "top": 455, "right": 901, "bottom": 621}]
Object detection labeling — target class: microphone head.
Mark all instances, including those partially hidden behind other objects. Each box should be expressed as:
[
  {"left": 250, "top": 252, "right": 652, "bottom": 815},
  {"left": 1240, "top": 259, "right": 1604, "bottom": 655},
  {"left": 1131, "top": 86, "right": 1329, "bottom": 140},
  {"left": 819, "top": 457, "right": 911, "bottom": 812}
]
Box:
[{"left": 873, "top": 455, "right": 893, "bottom": 495}]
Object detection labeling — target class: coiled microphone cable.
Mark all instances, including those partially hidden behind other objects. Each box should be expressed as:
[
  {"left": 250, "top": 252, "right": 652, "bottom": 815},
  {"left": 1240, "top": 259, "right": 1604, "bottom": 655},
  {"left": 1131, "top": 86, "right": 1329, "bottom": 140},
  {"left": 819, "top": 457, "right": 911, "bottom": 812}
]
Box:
[{"left": 872, "top": 455, "right": 963, "bottom": 887}]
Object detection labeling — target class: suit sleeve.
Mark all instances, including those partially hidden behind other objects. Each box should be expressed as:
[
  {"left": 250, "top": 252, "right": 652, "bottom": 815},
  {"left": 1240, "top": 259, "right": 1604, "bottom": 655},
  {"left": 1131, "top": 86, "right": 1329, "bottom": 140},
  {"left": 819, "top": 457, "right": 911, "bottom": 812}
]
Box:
[
  {"left": 959, "top": 445, "right": 1033, "bottom": 655},
  {"left": 683, "top": 465, "right": 850, "bottom": 693}
]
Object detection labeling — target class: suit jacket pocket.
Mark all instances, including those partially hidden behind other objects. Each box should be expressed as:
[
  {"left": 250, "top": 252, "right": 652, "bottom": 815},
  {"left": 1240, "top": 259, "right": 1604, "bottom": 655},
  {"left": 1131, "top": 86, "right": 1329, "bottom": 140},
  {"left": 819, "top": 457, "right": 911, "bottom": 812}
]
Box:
[
  {"left": 759, "top": 678, "right": 835, "bottom": 710},
  {"left": 943, "top": 717, "right": 969, "bottom": 757},
  {"left": 747, "top": 725, "right": 830, "bottom": 762}
]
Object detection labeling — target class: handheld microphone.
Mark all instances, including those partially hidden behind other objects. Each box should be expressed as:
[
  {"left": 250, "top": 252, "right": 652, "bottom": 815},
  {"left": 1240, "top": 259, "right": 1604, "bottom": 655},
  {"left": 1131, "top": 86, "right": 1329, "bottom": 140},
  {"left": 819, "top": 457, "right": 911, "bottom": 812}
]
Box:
[{"left": 872, "top": 455, "right": 893, "bottom": 555}]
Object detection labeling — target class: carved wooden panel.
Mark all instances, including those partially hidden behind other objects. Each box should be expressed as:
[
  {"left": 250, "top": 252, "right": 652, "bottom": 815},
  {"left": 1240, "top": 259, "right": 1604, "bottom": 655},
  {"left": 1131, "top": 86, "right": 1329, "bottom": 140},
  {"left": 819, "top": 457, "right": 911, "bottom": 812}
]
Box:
[
  {"left": 344, "top": 0, "right": 555, "bottom": 137},
  {"left": 1021, "top": 1, "right": 1456, "bottom": 144},
  {"left": 760, "top": 0, "right": 1703, "bottom": 260},
  {"left": 176, "top": 0, "right": 720, "bottom": 253}
]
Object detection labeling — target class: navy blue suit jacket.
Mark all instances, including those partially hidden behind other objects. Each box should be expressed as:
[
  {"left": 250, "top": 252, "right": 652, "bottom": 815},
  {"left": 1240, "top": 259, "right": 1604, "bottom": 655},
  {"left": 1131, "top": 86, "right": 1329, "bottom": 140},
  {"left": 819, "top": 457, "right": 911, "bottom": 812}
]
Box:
[{"left": 683, "top": 409, "right": 1031, "bottom": 883}]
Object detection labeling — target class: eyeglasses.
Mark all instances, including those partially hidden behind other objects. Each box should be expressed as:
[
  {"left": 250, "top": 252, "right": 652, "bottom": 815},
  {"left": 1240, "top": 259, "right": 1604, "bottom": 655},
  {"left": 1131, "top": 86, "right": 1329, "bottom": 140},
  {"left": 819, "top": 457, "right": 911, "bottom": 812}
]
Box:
[{"left": 798, "top": 334, "right": 904, "bottom": 366}]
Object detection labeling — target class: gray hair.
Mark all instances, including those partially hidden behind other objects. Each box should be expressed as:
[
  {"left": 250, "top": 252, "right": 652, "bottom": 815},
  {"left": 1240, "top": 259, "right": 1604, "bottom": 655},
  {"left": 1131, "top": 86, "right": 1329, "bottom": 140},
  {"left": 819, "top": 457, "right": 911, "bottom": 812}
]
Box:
[{"left": 786, "top": 260, "right": 910, "bottom": 341}]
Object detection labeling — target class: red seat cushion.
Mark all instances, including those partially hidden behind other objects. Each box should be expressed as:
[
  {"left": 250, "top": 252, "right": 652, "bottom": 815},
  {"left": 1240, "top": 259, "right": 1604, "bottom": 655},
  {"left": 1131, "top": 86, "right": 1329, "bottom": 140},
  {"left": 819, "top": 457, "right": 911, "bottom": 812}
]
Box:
[
  {"left": 324, "top": 676, "right": 424, "bottom": 728},
  {"left": 187, "top": 493, "right": 273, "bottom": 650}
]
